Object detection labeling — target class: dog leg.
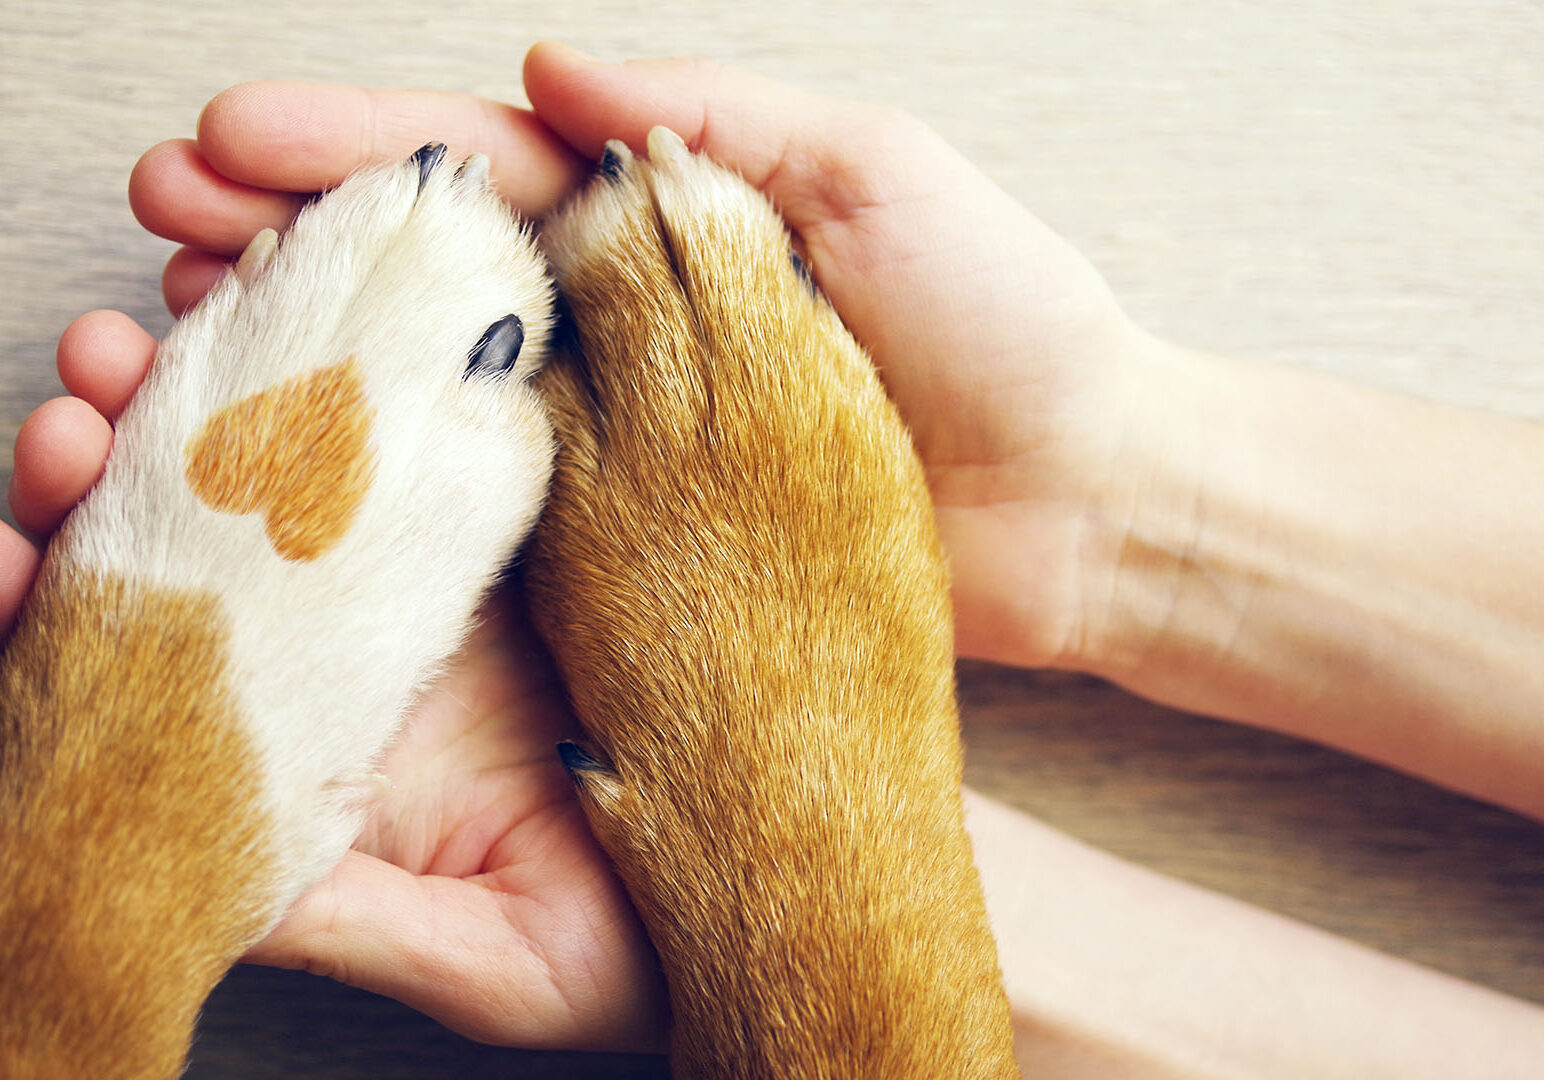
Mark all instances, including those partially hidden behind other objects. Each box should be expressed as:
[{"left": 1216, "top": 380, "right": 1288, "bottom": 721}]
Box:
[
  {"left": 530, "top": 130, "right": 1018, "bottom": 1079},
  {"left": 0, "top": 144, "right": 554, "bottom": 1078}
]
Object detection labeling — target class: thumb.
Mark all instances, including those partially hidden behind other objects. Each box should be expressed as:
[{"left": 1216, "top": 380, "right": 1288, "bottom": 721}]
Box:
[
  {"left": 243, "top": 850, "right": 431, "bottom": 989},
  {"left": 243, "top": 852, "right": 556, "bottom": 1047},
  {"left": 243, "top": 849, "right": 666, "bottom": 1052}
]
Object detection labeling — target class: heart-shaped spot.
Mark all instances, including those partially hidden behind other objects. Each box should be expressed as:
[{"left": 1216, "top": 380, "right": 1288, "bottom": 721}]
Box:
[{"left": 185, "top": 359, "right": 377, "bottom": 562}]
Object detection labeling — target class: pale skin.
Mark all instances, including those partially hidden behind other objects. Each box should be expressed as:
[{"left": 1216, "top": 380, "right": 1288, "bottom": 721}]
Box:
[{"left": 6, "top": 41, "right": 1544, "bottom": 1076}]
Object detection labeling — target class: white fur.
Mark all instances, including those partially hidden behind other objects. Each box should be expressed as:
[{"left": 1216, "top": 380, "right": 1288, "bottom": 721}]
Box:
[{"left": 51, "top": 151, "right": 555, "bottom": 922}]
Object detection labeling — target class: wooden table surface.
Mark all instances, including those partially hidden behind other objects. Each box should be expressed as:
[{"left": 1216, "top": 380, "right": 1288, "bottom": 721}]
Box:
[{"left": 3, "top": 2, "right": 1542, "bottom": 1075}]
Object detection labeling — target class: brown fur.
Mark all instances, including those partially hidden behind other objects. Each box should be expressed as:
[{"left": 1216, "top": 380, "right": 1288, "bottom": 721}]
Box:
[
  {"left": 0, "top": 566, "right": 274, "bottom": 1078},
  {"left": 186, "top": 357, "right": 377, "bottom": 562},
  {"left": 527, "top": 138, "right": 1018, "bottom": 1077}
]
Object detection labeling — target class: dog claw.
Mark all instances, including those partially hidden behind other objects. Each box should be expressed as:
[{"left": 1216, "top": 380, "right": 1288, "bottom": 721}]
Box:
[
  {"left": 598, "top": 140, "right": 630, "bottom": 183},
  {"left": 790, "top": 250, "right": 817, "bottom": 295},
  {"left": 410, "top": 142, "right": 448, "bottom": 191},
  {"left": 645, "top": 126, "right": 688, "bottom": 162},
  {"left": 464, "top": 314, "right": 525, "bottom": 379},
  {"left": 556, "top": 741, "right": 624, "bottom": 806},
  {"left": 557, "top": 740, "right": 608, "bottom": 774},
  {"left": 233, "top": 227, "right": 278, "bottom": 287},
  {"left": 455, "top": 152, "right": 491, "bottom": 186}
]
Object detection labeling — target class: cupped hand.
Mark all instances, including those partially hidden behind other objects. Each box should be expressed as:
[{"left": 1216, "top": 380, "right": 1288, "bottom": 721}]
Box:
[{"left": 244, "top": 587, "right": 666, "bottom": 1052}]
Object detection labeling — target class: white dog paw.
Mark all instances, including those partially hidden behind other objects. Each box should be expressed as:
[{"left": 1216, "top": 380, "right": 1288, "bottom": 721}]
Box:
[{"left": 54, "top": 141, "right": 556, "bottom": 908}]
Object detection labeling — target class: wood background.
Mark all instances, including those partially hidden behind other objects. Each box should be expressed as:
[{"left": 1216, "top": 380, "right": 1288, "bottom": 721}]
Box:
[{"left": 2, "top": 2, "right": 1542, "bottom": 1075}]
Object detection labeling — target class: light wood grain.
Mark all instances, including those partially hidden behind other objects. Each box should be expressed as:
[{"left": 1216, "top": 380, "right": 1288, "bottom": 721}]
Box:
[{"left": 3, "top": 2, "right": 1542, "bottom": 1076}]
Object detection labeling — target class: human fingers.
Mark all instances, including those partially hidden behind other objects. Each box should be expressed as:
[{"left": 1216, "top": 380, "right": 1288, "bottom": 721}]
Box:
[
  {"left": 129, "top": 138, "right": 307, "bottom": 254},
  {"left": 162, "top": 246, "right": 232, "bottom": 317},
  {"left": 521, "top": 44, "right": 1100, "bottom": 446},
  {"left": 0, "top": 525, "right": 40, "bottom": 638},
  {"left": 56, "top": 310, "right": 158, "bottom": 421},
  {"left": 196, "top": 81, "right": 589, "bottom": 216},
  {"left": 520, "top": 43, "right": 1062, "bottom": 380},
  {"left": 521, "top": 41, "right": 940, "bottom": 234},
  {"left": 8, "top": 397, "right": 113, "bottom": 539}
]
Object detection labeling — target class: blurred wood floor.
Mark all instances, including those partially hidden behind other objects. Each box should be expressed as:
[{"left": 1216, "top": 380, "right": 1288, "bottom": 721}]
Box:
[{"left": 3, "top": 2, "right": 1542, "bottom": 1075}]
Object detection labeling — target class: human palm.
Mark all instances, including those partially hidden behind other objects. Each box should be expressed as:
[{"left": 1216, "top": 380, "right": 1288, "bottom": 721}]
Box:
[{"left": 244, "top": 588, "right": 665, "bottom": 1051}]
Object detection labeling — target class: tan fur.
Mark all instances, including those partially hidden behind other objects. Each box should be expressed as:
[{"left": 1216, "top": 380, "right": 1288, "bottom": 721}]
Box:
[
  {"left": 185, "top": 357, "right": 377, "bottom": 562},
  {"left": 528, "top": 132, "right": 1018, "bottom": 1078},
  {"left": 0, "top": 567, "right": 274, "bottom": 1079}
]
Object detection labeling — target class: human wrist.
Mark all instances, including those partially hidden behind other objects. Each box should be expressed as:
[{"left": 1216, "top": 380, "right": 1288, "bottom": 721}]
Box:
[
  {"left": 940, "top": 310, "right": 1165, "bottom": 670},
  {"left": 941, "top": 318, "right": 1273, "bottom": 701},
  {"left": 1057, "top": 334, "right": 1544, "bottom": 820},
  {"left": 1056, "top": 333, "right": 1265, "bottom": 690}
]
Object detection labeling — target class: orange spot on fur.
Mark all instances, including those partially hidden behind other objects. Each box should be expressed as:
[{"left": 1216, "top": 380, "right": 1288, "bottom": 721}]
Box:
[
  {"left": 0, "top": 569, "right": 273, "bottom": 1076},
  {"left": 185, "top": 359, "right": 376, "bottom": 561}
]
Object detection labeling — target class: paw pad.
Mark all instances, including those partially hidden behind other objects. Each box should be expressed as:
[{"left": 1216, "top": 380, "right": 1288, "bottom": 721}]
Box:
[{"left": 185, "top": 359, "right": 377, "bottom": 561}]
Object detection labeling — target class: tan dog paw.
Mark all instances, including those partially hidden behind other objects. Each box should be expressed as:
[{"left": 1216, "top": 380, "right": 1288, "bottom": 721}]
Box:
[{"left": 529, "top": 131, "right": 1016, "bottom": 1079}]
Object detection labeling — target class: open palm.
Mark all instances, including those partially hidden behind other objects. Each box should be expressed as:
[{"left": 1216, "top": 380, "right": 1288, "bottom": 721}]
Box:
[{"left": 243, "top": 586, "right": 666, "bottom": 1051}]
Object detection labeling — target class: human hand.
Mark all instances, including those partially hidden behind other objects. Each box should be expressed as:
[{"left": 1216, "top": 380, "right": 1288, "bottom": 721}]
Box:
[
  {"left": 129, "top": 43, "right": 1153, "bottom": 671},
  {"left": 516, "top": 46, "right": 1159, "bottom": 669},
  {"left": 248, "top": 588, "right": 668, "bottom": 1052},
  {"left": 6, "top": 311, "right": 667, "bottom": 1053}
]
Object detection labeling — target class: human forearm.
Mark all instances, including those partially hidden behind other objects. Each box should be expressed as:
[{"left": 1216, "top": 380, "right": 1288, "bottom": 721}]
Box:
[
  {"left": 964, "top": 789, "right": 1544, "bottom": 1079},
  {"left": 1064, "top": 337, "right": 1544, "bottom": 818}
]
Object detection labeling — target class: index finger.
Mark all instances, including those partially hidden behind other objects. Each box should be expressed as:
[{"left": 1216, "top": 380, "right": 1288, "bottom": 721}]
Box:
[{"left": 197, "top": 82, "right": 590, "bottom": 217}]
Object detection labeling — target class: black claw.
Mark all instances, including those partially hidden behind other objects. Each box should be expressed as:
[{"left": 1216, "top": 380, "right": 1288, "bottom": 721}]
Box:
[
  {"left": 464, "top": 314, "right": 525, "bottom": 379},
  {"left": 790, "top": 250, "right": 817, "bottom": 295},
  {"left": 549, "top": 289, "right": 581, "bottom": 356},
  {"left": 598, "top": 146, "right": 625, "bottom": 184},
  {"left": 411, "top": 141, "right": 447, "bottom": 191},
  {"left": 557, "top": 741, "right": 607, "bottom": 774}
]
